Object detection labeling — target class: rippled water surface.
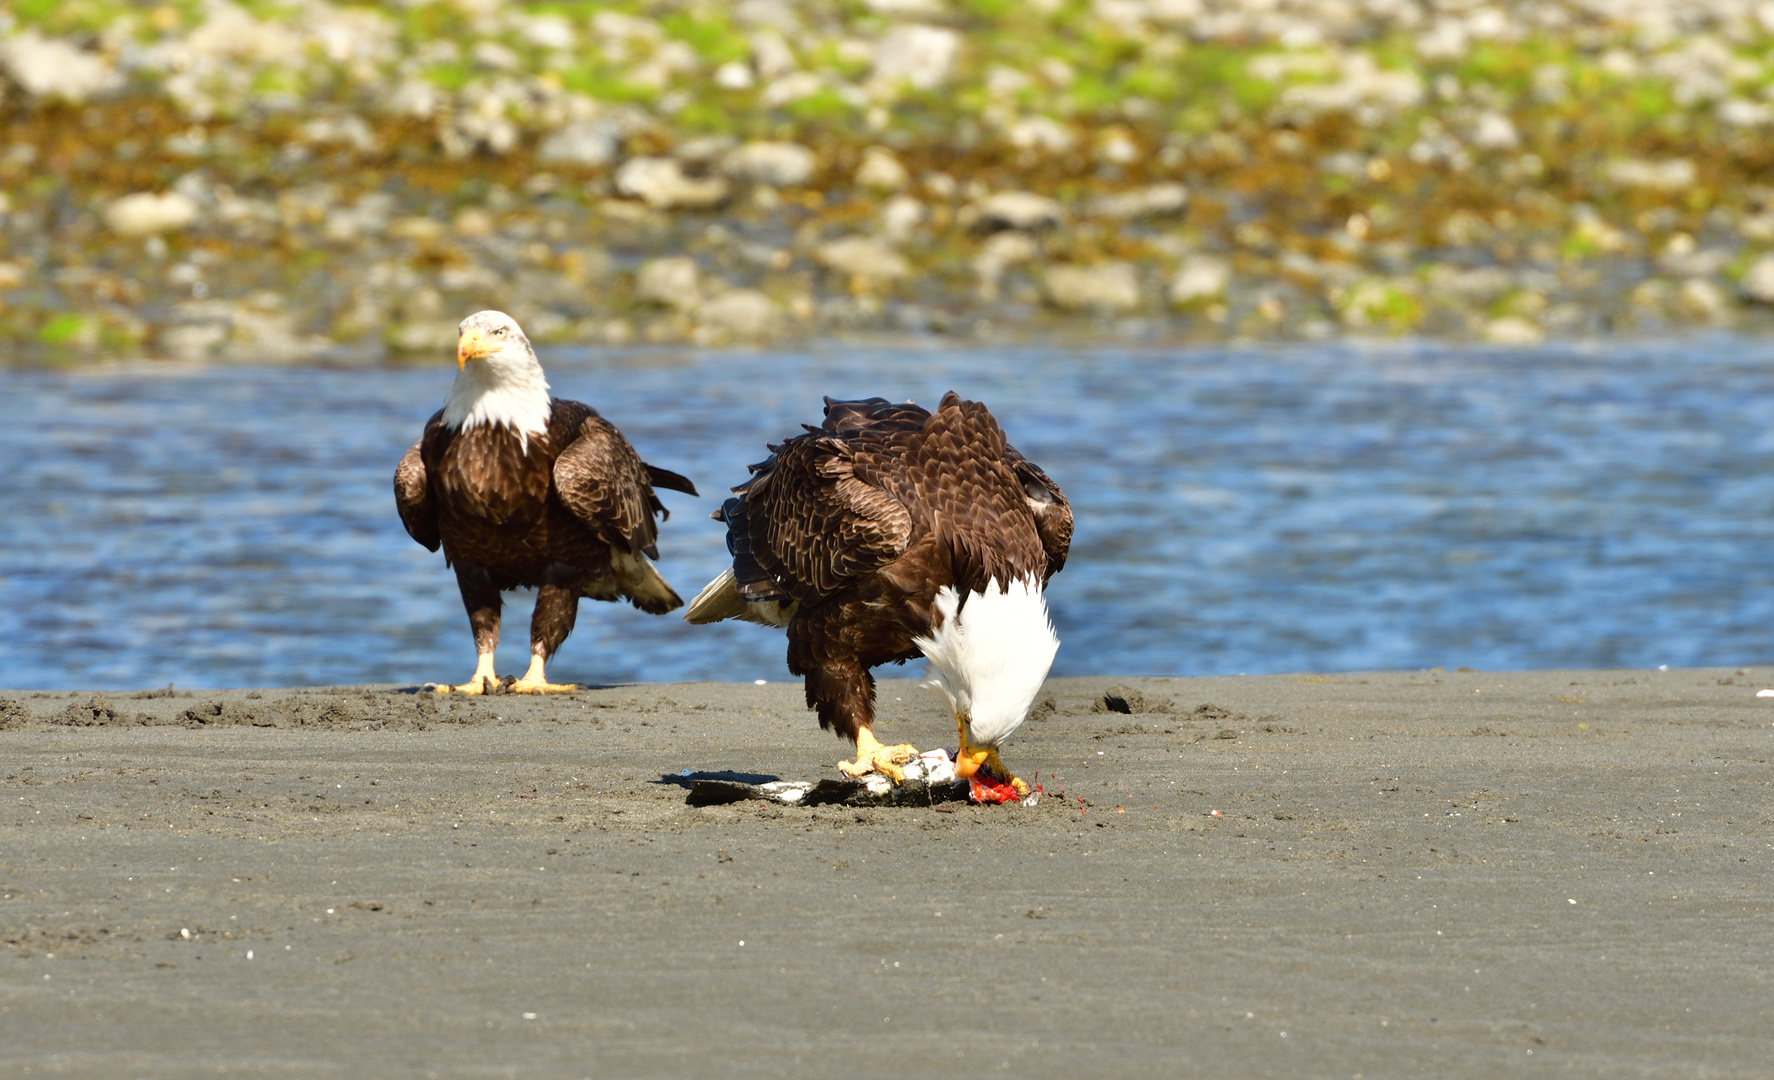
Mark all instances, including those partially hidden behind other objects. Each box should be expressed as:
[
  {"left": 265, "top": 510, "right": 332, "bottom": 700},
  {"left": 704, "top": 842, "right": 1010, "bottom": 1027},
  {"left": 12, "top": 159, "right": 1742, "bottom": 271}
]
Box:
[{"left": 4, "top": 340, "right": 1773, "bottom": 689}]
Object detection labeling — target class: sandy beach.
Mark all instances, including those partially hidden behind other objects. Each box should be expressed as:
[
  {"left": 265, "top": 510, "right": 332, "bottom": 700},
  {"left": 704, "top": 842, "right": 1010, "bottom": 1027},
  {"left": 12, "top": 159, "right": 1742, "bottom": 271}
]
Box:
[{"left": 2, "top": 669, "right": 1771, "bottom": 1078}]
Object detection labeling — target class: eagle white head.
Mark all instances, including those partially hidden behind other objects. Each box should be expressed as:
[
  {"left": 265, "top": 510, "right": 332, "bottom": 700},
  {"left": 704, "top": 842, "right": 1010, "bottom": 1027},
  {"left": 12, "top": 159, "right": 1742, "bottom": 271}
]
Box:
[
  {"left": 441, "top": 310, "right": 551, "bottom": 446},
  {"left": 914, "top": 577, "right": 1059, "bottom": 789}
]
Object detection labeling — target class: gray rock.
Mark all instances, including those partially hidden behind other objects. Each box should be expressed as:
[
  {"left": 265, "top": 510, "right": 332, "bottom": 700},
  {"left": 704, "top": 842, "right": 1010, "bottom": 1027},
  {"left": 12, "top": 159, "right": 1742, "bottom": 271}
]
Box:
[
  {"left": 855, "top": 147, "right": 909, "bottom": 191},
  {"left": 614, "top": 157, "right": 730, "bottom": 211},
  {"left": 0, "top": 31, "right": 123, "bottom": 102},
  {"left": 1676, "top": 278, "right": 1728, "bottom": 319},
  {"left": 1087, "top": 183, "right": 1189, "bottom": 221},
  {"left": 105, "top": 192, "right": 200, "bottom": 237},
  {"left": 298, "top": 115, "right": 379, "bottom": 154},
  {"left": 750, "top": 31, "right": 797, "bottom": 81},
  {"left": 1007, "top": 116, "right": 1077, "bottom": 154},
  {"left": 871, "top": 24, "right": 960, "bottom": 91},
  {"left": 1043, "top": 262, "right": 1141, "bottom": 313},
  {"left": 721, "top": 141, "right": 816, "bottom": 187},
  {"left": 635, "top": 257, "right": 702, "bottom": 310},
  {"left": 973, "top": 232, "right": 1039, "bottom": 298},
  {"left": 537, "top": 121, "right": 620, "bottom": 168},
  {"left": 879, "top": 196, "right": 926, "bottom": 243},
  {"left": 1470, "top": 110, "right": 1519, "bottom": 150},
  {"left": 696, "top": 290, "right": 779, "bottom": 340},
  {"left": 184, "top": 5, "right": 306, "bottom": 64},
  {"left": 1481, "top": 316, "right": 1544, "bottom": 345},
  {"left": 816, "top": 236, "right": 909, "bottom": 280},
  {"left": 674, "top": 134, "right": 738, "bottom": 164},
  {"left": 1422, "top": 264, "right": 1513, "bottom": 301},
  {"left": 713, "top": 61, "right": 754, "bottom": 90},
  {"left": 1655, "top": 234, "right": 1732, "bottom": 278},
  {"left": 391, "top": 320, "right": 460, "bottom": 354},
  {"left": 973, "top": 191, "right": 1063, "bottom": 233},
  {"left": 1605, "top": 158, "right": 1696, "bottom": 192},
  {"left": 1169, "top": 256, "right": 1231, "bottom": 305},
  {"left": 1743, "top": 255, "right": 1774, "bottom": 304}
]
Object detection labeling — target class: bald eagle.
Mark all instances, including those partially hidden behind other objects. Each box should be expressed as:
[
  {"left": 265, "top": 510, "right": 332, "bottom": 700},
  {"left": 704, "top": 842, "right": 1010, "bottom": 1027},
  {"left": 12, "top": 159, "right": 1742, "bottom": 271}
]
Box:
[
  {"left": 394, "top": 310, "right": 697, "bottom": 693},
  {"left": 685, "top": 393, "right": 1072, "bottom": 798}
]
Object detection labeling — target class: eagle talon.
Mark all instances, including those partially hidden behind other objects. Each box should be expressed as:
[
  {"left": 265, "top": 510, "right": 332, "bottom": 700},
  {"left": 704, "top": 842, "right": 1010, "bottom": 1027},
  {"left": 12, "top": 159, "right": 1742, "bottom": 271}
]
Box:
[
  {"left": 508, "top": 657, "right": 574, "bottom": 694},
  {"left": 839, "top": 728, "right": 919, "bottom": 784},
  {"left": 434, "top": 676, "right": 490, "bottom": 695},
  {"left": 509, "top": 679, "right": 578, "bottom": 694},
  {"left": 429, "top": 654, "right": 499, "bottom": 694}
]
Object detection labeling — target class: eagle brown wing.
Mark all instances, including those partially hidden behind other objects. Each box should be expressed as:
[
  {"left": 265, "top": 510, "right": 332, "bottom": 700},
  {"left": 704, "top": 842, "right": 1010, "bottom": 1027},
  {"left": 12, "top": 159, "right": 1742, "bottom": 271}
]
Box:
[
  {"left": 394, "top": 438, "right": 441, "bottom": 552},
  {"left": 730, "top": 427, "right": 914, "bottom": 605},
  {"left": 1002, "top": 444, "right": 1072, "bottom": 580},
  {"left": 552, "top": 415, "right": 674, "bottom": 558}
]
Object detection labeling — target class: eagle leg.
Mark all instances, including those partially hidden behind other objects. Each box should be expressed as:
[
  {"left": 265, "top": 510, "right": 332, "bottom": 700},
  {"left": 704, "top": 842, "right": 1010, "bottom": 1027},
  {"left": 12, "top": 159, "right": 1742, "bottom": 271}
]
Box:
[
  {"left": 510, "top": 582, "right": 580, "bottom": 693},
  {"left": 509, "top": 652, "right": 578, "bottom": 694},
  {"left": 837, "top": 727, "right": 919, "bottom": 784},
  {"left": 431, "top": 652, "right": 498, "bottom": 695},
  {"left": 953, "top": 713, "right": 1030, "bottom": 801},
  {"left": 431, "top": 565, "right": 505, "bottom": 694}
]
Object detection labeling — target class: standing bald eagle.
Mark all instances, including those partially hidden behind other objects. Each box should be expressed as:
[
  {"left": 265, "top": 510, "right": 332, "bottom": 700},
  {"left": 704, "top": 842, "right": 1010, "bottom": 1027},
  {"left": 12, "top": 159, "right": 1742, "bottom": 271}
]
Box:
[
  {"left": 394, "top": 310, "right": 697, "bottom": 693},
  {"left": 685, "top": 393, "right": 1072, "bottom": 797}
]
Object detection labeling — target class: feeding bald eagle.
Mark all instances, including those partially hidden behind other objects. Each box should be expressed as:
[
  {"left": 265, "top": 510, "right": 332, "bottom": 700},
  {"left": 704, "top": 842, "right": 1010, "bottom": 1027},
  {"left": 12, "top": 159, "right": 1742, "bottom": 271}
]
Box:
[
  {"left": 686, "top": 393, "right": 1072, "bottom": 799},
  {"left": 394, "top": 310, "right": 697, "bottom": 693}
]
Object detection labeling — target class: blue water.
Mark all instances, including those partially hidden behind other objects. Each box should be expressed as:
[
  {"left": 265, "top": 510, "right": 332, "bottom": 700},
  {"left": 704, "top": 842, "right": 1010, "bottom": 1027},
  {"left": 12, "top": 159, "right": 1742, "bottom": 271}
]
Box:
[{"left": 3, "top": 340, "right": 1772, "bottom": 689}]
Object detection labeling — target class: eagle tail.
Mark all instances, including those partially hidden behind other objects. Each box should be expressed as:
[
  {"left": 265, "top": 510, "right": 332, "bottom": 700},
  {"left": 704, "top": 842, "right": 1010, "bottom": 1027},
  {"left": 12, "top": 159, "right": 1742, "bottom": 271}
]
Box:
[
  {"left": 645, "top": 464, "right": 698, "bottom": 497},
  {"left": 610, "top": 548, "right": 683, "bottom": 615},
  {"left": 684, "top": 568, "right": 796, "bottom": 628},
  {"left": 684, "top": 568, "right": 748, "bottom": 625}
]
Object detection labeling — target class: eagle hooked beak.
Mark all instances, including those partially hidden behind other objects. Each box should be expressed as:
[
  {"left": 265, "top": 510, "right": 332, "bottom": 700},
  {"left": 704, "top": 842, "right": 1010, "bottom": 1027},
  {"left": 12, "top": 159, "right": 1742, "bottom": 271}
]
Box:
[
  {"left": 952, "top": 715, "right": 991, "bottom": 780},
  {"left": 457, "top": 327, "right": 491, "bottom": 369},
  {"left": 952, "top": 710, "right": 1029, "bottom": 803}
]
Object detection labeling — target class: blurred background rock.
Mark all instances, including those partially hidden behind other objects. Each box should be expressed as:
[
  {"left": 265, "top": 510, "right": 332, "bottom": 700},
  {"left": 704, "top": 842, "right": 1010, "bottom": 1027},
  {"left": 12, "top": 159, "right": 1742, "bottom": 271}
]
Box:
[{"left": 7, "top": 0, "right": 1774, "bottom": 361}]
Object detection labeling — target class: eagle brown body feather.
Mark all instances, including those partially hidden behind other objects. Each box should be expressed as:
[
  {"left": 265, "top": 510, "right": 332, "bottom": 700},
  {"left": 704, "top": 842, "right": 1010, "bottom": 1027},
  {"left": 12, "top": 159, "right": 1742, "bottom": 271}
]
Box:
[
  {"left": 395, "top": 398, "right": 696, "bottom": 664},
  {"left": 691, "top": 392, "right": 1071, "bottom": 741}
]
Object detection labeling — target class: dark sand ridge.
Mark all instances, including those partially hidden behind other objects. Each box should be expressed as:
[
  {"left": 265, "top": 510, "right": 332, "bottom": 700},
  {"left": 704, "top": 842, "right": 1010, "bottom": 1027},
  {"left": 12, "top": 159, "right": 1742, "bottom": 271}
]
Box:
[{"left": 2, "top": 670, "right": 1770, "bottom": 1078}]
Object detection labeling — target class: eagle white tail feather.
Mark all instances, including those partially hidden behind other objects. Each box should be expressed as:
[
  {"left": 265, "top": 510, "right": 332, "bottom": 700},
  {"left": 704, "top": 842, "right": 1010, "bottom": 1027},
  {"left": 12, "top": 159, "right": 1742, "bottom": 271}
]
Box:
[
  {"left": 610, "top": 548, "right": 682, "bottom": 615},
  {"left": 685, "top": 568, "right": 745, "bottom": 624},
  {"left": 684, "top": 568, "right": 796, "bottom": 628}
]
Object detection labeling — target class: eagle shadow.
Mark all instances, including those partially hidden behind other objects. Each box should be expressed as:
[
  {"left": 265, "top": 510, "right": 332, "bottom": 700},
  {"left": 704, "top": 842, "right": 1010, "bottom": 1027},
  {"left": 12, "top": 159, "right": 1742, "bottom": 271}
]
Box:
[
  {"left": 654, "top": 769, "right": 781, "bottom": 789},
  {"left": 387, "top": 682, "right": 626, "bottom": 695}
]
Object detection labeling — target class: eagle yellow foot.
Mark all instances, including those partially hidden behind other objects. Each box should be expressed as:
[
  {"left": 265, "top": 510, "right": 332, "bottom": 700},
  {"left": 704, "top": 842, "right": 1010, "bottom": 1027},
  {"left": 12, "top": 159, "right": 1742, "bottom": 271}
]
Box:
[
  {"left": 508, "top": 655, "right": 577, "bottom": 694},
  {"left": 433, "top": 678, "right": 495, "bottom": 695},
  {"left": 838, "top": 727, "right": 919, "bottom": 784},
  {"left": 509, "top": 679, "right": 576, "bottom": 694},
  {"left": 430, "top": 655, "right": 497, "bottom": 694}
]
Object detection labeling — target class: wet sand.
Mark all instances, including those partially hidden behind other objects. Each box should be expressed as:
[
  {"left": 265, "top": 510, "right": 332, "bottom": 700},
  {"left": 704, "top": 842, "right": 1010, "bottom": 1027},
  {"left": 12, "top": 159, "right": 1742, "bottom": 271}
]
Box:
[{"left": 2, "top": 669, "right": 1771, "bottom": 1078}]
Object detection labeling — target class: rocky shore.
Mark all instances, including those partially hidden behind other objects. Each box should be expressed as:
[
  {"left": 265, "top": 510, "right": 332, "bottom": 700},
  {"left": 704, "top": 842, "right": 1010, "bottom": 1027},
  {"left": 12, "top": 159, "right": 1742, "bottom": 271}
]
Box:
[{"left": 8, "top": 0, "right": 1774, "bottom": 360}]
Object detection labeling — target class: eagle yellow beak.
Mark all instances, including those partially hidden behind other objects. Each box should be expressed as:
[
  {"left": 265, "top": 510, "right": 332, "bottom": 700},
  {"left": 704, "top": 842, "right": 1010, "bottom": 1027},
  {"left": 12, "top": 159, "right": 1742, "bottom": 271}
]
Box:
[
  {"left": 952, "top": 712, "right": 990, "bottom": 779},
  {"left": 953, "top": 744, "right": 991, "bottom": 779},
  {"left": 457, "top": 327, "right": 490, "bottom": 369}
]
